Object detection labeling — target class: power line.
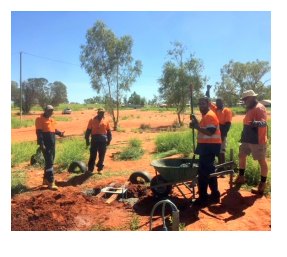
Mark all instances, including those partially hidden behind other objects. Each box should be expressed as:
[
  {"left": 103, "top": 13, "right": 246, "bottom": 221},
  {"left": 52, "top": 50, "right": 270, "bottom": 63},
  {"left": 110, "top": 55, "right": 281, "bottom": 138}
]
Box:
[{"left": 21, "top": 51, "right": 81, "bottom": 67}]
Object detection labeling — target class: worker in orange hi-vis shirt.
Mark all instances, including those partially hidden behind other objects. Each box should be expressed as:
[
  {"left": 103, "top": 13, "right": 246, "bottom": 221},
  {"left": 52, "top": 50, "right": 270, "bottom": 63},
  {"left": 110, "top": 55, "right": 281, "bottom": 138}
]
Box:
[
  {"left": 234, "top": 90, "right": 268, "bottom": 195},
  {"left": 35, "top": 105, "right": 65, "bottom": 190},
  {"left": 190, "top": 97, "right": 222, "bottom": 207},
  {"left": 206, "top": 85, "right": 232, "bottom": 165},
  {"left": 85, "top": 108, "right": 112, "bottom": 175}
]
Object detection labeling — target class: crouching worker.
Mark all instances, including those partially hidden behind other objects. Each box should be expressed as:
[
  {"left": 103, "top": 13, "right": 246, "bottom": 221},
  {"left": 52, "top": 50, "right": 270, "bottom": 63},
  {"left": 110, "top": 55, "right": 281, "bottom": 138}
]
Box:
[
  {"left": 190, "top": 97, "right": 222, "bottom": 206},
  {"left": 85, "top": 108, "right": 112, "bottom": 175},
  {"left": 35, "top": 105, "right": 65, "bottom": 190}
]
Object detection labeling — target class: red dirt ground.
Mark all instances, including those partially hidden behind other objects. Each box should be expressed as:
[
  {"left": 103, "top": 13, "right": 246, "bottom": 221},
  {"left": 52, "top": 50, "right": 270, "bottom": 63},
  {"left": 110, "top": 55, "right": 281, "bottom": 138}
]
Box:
[{"left": 11, "top": 109, "right": 271, "bottom": 231}]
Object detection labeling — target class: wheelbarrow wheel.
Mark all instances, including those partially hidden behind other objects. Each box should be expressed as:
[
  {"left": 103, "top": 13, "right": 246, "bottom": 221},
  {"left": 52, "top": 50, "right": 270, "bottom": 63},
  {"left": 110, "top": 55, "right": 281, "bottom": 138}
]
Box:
[
  {"left": 129, "top": 171, "right": 152, "bottom": 184},
  {"left": 150, "top": 175, "right": 172, "bottom": 197}
]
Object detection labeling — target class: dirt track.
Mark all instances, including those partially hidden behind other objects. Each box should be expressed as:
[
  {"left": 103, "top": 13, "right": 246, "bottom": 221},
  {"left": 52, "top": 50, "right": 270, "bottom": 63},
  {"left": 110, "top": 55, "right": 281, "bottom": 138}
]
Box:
[{"left": 11, "top": 109, "right": 271, "bottom": 231}]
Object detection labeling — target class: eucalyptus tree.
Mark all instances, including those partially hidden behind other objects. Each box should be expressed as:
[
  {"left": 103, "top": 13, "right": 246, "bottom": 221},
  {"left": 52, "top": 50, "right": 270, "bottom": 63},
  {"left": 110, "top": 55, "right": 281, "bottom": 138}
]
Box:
[{"left": 80, "top": 21, "right": 142, "bottom": 130}]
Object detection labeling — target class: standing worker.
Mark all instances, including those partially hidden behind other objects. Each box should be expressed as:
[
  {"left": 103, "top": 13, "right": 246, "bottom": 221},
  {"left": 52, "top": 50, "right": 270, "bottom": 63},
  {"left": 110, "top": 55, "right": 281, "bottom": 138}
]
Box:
[
  {"left": 190, "top": 97, "right": 222, "bottom": 206},
  {"left": 235, "top": 90, "right": 269, "bottom": 195},
  {"left": 85, "top": 108, "right": 112, "bottom": 175},
  {"left": 206, "top": 85, "right": 232, "bottom": 164},
  {"left": 35, "top": 105, "right": 65, "bottom": 190}
]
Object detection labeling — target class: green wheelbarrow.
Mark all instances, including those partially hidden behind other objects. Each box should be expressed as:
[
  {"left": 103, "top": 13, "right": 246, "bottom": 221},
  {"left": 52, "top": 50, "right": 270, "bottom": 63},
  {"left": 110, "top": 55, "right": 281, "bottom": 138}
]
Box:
[{"left": 149, "top": 157, "right": 235, "bottom": 198}]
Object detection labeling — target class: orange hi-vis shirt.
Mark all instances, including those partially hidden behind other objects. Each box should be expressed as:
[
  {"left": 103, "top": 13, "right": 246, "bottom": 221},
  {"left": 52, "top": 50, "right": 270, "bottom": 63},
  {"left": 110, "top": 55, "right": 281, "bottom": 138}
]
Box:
[
  {"left": 209, "top": 102, "right": 232, "bottom": 125},
  {"left": 87, "top": 117, "right": 110, "bottom": 135},
  {"left": 242, "top": 102, "right": 267, "bottom": 144},
  {"left": 198, "top": 110, "right": 222, "bottom": 144},
  {"left": 35, "top": 114, "right": 57, "bottom": 132}
]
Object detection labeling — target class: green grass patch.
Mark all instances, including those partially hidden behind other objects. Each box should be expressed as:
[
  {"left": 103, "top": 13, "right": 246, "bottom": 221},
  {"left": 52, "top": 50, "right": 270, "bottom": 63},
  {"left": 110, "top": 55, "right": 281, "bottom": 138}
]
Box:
[
  {"left": 11, "top": 170, "right": 28, "bottom": 196},
  {"left": 155, "top": 130, "right": 195, "bottom": 157},
  {"left": 114, "top": 139, "right": 144, "bottom": 161},
  {"left": 11, "top": 141, "right": 38, "bottom": 167},
  {"left": 55, "top": 137, "right": 88, "bottom": 171},
  {"left": 153, "top": 149, "right": 179, "bottom": 159},
  {"left": 11, "top": 116, "right": 34, "bottom": 129},
  {"left": 54, "top": 116, "right": 72, "bottom": 122}
]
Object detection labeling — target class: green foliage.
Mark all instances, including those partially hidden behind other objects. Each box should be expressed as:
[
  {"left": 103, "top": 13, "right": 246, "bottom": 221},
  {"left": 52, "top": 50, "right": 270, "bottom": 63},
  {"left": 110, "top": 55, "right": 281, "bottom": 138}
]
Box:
[
  {"left": 11, "top": 141, "right": 38, "bottom": 167},
  {"left": 57, "top": 103, "right": 100, "bottom": 111},
  {"left": 128, "top": 91, "right": 146, "bottom": 106},
  {"left": 80, "top": 20, "right": 142, "bottom": 130},
  {"left": 230, "top": 106, "right": 246, "bottom": 115},
  {"left": 54, "top": 116, "right": 72, "bottom": 122},
  {"left": 215, "top": 60, "right": 271, "bottom": 106},
  {"left": 153, "top": 149, "right": 179, "bottom": 159},
  {"left": 114, "top": 138, "right": 144, "bottom": 160},
  {"left": 155, "top": 130, "right": 194, "bottom": 157},
  {"left": 130, "top": 214, "right": 140, "bottom": 231},
  {"left": 11, "top": 170, "right": 28, "bottom": 196},
  {"left": 11, "top": 116, "right": 34, "bottom": 129},
  {"left": 21, "top": 78, "right": 68, "bottom": 113},
  {"left": 159, "top": 41, "right": 206, "bottom": 124},
  {"left": 55, "top": 138, "right": 88, "bottom": 171}
]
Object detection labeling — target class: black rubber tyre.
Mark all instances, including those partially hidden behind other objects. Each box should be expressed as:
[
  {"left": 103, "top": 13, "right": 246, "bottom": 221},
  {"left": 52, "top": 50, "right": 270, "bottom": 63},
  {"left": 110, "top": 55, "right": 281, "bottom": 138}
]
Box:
[
  {"left": 129, "top": 171, "right": 152, "bottom": 184},
  {"left": 68, "top": 161, "right": 87, "bottom": 173},
  {"left": 30, "top": 154, "right": 37, "bottom": 165},
  {"left": 150, "top": 175, "right": 172, "bottom": 197}
]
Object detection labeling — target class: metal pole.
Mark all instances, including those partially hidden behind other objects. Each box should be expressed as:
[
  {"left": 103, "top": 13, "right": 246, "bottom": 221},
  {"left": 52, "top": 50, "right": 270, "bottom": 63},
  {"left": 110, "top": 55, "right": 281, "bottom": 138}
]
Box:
[{"left": 20, "top": 51, "right": 22, "bottom": 122}]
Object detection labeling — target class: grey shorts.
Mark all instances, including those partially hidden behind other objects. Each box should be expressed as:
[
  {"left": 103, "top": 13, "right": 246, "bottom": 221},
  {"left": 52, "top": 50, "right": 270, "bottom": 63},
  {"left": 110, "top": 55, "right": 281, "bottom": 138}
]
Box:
[
  {"left": 239, "top": 143, "right": 267, "bottom": 160},
  {"left": 220, "top": 137, "right": 227, "bottom": 153}
]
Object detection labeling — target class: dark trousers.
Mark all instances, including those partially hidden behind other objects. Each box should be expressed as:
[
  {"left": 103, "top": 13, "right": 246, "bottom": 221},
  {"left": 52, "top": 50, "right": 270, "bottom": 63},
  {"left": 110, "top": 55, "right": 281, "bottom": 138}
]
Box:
[
  {"left": 88, "top": 141, "right": 107, "bottom": 171},
  {"left": 42, "top": 145, "right": 55, "bottom": 183},
  {"left": 198, "top": 153, "right": 220, "bottom": 200}
]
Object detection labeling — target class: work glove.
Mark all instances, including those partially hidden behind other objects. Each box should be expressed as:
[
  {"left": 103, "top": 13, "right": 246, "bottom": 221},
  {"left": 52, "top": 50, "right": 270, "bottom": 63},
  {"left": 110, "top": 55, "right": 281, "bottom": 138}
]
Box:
[{"left": 59, "top": 131, "right": 65, "bottom": 137}]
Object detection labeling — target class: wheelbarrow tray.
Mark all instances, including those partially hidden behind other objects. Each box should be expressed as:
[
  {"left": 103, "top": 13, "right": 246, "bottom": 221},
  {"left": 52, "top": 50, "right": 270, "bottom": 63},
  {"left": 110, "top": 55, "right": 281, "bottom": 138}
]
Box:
[{"left": 150, "top": 158, "right": 199, "bottom": 183}]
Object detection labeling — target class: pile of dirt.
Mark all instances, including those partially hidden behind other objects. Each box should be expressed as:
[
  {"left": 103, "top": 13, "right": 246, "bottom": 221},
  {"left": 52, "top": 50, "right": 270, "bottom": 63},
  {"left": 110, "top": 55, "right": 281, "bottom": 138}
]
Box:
[
  {"left": 11, "top": 187, "right": 132, "bottom": 231},
  {"left": 127, "top": 184, "right": 151, "bottom": 198}
]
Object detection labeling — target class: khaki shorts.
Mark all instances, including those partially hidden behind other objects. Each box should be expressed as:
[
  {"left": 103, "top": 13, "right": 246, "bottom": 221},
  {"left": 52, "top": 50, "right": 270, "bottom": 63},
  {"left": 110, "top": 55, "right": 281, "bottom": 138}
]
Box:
[
  {"left": 220, "top": 137, "right": 227, "bottom": 153},
  {"left": 239, "top": 143, "right": 267, "bottom": 160}
]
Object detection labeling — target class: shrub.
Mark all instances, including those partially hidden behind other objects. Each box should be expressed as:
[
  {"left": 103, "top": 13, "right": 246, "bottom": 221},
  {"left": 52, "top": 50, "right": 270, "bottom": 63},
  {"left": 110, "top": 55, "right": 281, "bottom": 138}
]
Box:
[
  {"left": 128, "top": 138, "right": 142, "bottom": 148},
  {"left": 115, "top": 138, "right": 144, "bottom": 160},
  {"left": 139, "top": 123, "right": 151, "bottom": 130}
]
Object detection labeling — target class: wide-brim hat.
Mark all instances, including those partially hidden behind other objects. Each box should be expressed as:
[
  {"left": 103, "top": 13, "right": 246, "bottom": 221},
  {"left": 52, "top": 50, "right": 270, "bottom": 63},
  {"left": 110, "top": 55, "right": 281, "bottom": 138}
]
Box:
[
  {"left": 97, "top": 108, "right": 105, "bottom": 113},
  {"left": 241, "top": 90, "right": 258, "bottom": 100},
  {"left": 45, "top": 105, "right": 54, "bottom": 111}
]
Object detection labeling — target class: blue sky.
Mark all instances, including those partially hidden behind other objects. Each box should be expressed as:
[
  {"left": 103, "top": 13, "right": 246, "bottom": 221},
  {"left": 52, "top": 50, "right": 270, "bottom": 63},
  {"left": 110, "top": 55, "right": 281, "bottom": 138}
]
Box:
[{"left": 11, "top": 11, "right": 270, "bottom": 103}]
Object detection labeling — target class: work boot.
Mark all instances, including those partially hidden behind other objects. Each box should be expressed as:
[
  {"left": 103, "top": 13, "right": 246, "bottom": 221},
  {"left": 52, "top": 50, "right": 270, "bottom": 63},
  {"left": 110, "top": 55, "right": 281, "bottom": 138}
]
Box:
[
  {"left": 234, "top": 175, "right": 246, "bottom": 185},
  {"left": 85, "top": 169, "right": 93, "bottom": 175},
  {"left": 251, "top": 182, "right": 266, "bottom": 195},
  {"left": 192, "top": 197, "right": 208, "bottom": 207},
  {"left": 48, "top": 181, "right": 58, "bottom": 191},
  {"left": 208, "top": 191, "right": 221, "bottom": 204}
]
